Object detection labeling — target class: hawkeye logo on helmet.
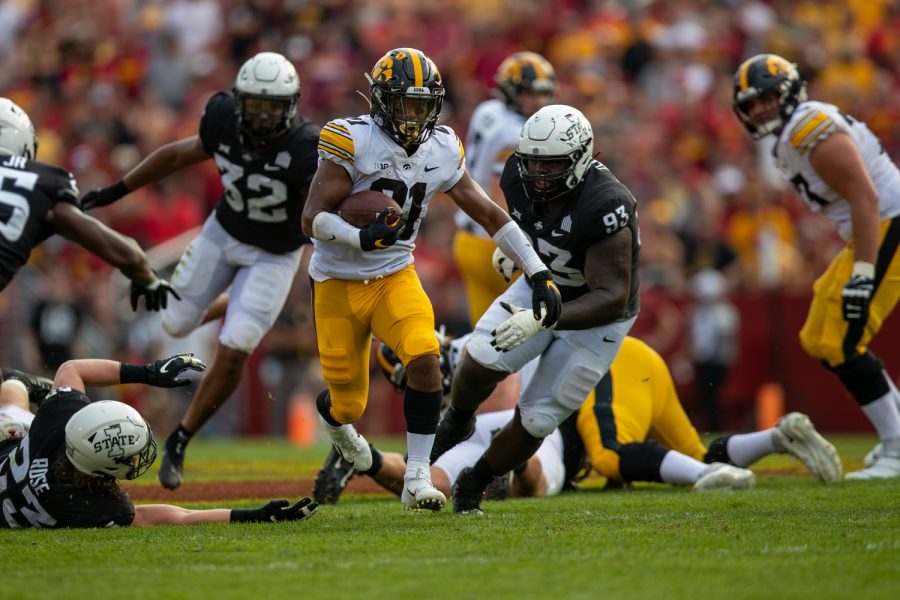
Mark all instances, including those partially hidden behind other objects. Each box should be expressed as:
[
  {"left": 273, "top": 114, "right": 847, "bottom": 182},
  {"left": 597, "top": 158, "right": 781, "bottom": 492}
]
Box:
[
  {"left": 372, "top": 58, "right": 393, "bottom": 81},
  {"left": 90, "top": 424, "right": 140, "bottom": 457},
  {"left": 767, "top": 56, "right": 792, "bottom": 76}
]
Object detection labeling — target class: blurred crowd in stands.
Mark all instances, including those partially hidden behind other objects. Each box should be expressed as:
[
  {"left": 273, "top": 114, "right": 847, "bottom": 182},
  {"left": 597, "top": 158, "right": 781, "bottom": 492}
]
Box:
[{"left": 1, "top": 0, "right": 899, "bottom": 435}]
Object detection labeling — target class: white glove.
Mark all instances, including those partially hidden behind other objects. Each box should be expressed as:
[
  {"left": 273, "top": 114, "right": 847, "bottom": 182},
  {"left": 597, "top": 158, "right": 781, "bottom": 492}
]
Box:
[
  {"left": 491, "top": 247, "right": 521, "bottom": 283},
  {"left": 491, "top": 302, "right": 551, "bottom": 352}
]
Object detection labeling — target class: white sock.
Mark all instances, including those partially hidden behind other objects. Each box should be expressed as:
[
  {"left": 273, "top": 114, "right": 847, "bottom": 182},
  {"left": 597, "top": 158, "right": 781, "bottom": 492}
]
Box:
[
  {"left": 405, "top": 432, "right": 435, "bottom": 477},
  {"left": 862, "top": 388, "right": 900, "bottom": 441},
  {"left": 726, "top": 430, "right": 777, "bottom": 467},
  {"left": 659, "top": 450, "right": 708, "bottom": 484}
]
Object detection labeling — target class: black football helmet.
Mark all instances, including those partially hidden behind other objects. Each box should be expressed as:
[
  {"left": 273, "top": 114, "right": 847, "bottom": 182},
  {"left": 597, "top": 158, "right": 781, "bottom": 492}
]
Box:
[
  {"left": 733, "top": 54, "right": 807, "bottom": 140},
  {"left": 367, "top": 48, "right": 445, "bottom": 148},
  {"left": 375, "top": 328, "right": 453, "bottom": 396},
  {"left": 495, "top": 51, "right": 557, "bottom": 115},
  {"left": 233, "top": 52, "right": 301, "bottom": 146}
]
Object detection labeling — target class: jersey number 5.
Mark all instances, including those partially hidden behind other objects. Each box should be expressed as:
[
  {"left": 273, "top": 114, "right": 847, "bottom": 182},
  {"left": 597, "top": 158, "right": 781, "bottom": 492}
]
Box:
[{"left": 0, "top": 166, "right": 38, "bottom": 242}]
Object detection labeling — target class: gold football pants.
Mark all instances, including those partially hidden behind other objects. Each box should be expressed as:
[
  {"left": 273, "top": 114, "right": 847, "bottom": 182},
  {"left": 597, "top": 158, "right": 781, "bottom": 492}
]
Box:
[{"left": 312, "top": 265, "right": 439, "bottom": 423}]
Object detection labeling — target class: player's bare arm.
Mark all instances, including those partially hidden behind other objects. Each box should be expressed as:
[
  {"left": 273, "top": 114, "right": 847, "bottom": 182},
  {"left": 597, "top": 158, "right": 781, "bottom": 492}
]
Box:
[
  {"left": 555, "top": 226, "right": 633, "bottom": 330},
  {"left": 300, "top": 158, "right": 353, "bottom": 236},
  {"left": 81, "top": 136, "right": 210, "bottom": 210},
  {"left": 49, "top": 203, "right": 155, "bottom": 283},
  {"left": 808, "top": 132, "right": 880, "bottom": 266},
  {"left": 121, "top": 135, "right": 211, "bottom": 191},
  {"left": 445, "top": 170, "right": 511, "bottom": 236},
  {"left": 54, "top": 355, "right": 206, "bottom": 392}
]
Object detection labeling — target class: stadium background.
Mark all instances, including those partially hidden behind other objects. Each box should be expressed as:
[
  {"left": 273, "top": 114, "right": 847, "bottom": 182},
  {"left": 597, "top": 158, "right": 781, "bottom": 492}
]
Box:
[{"left": 1, "top": 0, "right": 899, "bottom": 438}]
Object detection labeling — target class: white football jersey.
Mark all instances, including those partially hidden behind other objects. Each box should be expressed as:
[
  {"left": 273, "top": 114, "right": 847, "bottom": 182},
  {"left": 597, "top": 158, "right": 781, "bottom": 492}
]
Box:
[
  {"left": 455, "top": 99, "right": 525, "bottom": 238},
  {"left": 773, "top": 100, "right": 900, "bottom": 239},
  {"left": 309, "top": 115, "right": 465, "bottom": 281}
]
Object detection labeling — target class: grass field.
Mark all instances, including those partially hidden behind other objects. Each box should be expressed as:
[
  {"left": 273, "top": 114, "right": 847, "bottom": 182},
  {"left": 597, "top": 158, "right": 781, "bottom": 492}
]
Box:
[{"left": 3, "top": 436, "right": 898, "bottom": 600}]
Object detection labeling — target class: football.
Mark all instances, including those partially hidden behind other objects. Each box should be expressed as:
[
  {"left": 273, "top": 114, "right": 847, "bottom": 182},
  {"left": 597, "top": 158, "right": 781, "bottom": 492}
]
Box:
[{"left": 336, "top": 190, "right": 403, "bottom": 228}]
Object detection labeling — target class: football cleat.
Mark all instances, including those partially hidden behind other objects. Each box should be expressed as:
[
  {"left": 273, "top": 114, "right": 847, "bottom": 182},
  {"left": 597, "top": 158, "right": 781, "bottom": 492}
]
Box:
[
  {"left": 401, "top": 467, "right": 446, "bottom": 511},
  {"left": 484, "top": 472, "right": 512, "bottom": 501},
  {"left": 313, "top": 446, "right": 359, "bottom": 504},
  {"left": 846, "top": 439, "right": 900, "bottom": 480},
  {"left": 694, "top": 462, "right": 756, "bottom": 492},
  {"left": 320, "top": 417, "right": 373, "bottom": 472},
  {"left": 158, "top": 430, "right": 189, "bottom": 490},
  {"left": 863, "top": 442, "right": 883, "bottom": 468},
  {"left": 773, "top": 412, "right": 843, "bottom": 484},
  {"left": 452, "top": 467, "right": 486, "bottom": 515},
  {"left": 430, "top": 413, "right": 476, "bottom": 463},
  {"left": 2, "top": 368, "right": 53, "bottom": 406}
]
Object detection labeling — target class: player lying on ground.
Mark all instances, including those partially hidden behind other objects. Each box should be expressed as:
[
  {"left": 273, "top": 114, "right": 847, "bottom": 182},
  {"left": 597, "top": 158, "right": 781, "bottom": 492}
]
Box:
[
  {"left": 313, "top": 334, "right": 842, "bottom": 504},
  {"left": 0, "top": 356, "right": 317, "bottom": 528}
]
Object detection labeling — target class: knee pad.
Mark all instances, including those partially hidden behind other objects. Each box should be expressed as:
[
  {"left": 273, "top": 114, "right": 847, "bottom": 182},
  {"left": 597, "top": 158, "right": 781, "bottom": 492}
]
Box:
[
  {"left": 703, "top": 436, "right": 734, "bottom": 465},
  {"left": 401, "top": 328, "right": 440, "bottom": 362},
  {"left": 219, "top": 314, "right": 266, "bottom": 354},
  {"left": 520, "top": 409, "right": 558, "bottom": 439},
  {"left": 553, "top": 364, "right": 602, "bottom": 412},
  {"left": 328, "top": 391, "right": 367, "bottom": 424},
  {"left": 826, "top": 351, "right": 890, "bottom": 405},
  {"left": 161, "top": 307, "right": 202, "bottom": 339},
  {"left": 618, "top": 441, "right": 669, "bottom": 483}
]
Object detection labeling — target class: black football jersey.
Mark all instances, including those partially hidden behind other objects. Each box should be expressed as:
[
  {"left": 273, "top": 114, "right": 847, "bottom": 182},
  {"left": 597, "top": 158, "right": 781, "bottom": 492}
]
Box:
[
  {"left": 199, "top": 92, "right": 320, "bottom": 254},
  {"left": 0, "top": 154, "right": 81, "bottom": 290},
  {"left": 0, "top": 389, "right": 134, "bottom": 529},
  {"left": 500, "top": 158, "right": 640, "bottom": 316}
]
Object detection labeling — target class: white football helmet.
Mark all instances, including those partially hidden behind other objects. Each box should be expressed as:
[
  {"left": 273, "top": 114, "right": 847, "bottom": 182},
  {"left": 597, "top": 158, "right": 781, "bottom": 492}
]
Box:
[
  {"left": 233, "top": 52, "right": 301, "bottom": 144},
  {"left": 0, "top": 98, "right": 37, "bottom": 160},
  {"left": 516, "top": 104, "right": 594, "bottom": 202},
  {"left": 64, "top": 401, "right": 157, "bottom": 480}
]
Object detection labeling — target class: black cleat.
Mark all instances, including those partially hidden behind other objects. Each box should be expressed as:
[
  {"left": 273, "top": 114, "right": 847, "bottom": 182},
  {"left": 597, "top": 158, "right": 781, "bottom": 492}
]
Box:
[
  {"left": 452, "top": 467, "right": 486, "bottom": 516},
  {"left": 1, "top": 368, "right": 53, "bottom": 406},
  {"left": 483, "top": 472, "right": 512, "bottom": 501},
  {"left": 158, "top": 430, "right": 189, "bottom": 490},
  {"left": 430, "top": 414, "right": 476, "bottom": 463},
  {"left": 313, "top": 445, "right": 359, "bottom": 504}
]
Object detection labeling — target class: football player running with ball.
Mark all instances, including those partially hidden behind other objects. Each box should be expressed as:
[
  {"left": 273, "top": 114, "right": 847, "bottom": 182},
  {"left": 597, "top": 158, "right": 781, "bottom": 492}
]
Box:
[
  {"left": 437, "top": 104, "right": 642, "bottom": 515},
  {"left": 301, "top": 48, "right": 561, "bottom": 512},
  {"left": 733, "top": 54, "right": 900, "bottom": 479},
  {"left": 80, "top": 53, "right": 321, "bottom": 489}
]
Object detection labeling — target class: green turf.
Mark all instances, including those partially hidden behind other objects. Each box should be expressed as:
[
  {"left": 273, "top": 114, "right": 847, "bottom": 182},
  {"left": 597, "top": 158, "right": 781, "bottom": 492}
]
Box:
[{"left": 2, "top": 436, "right": 898, "bottom": 600}]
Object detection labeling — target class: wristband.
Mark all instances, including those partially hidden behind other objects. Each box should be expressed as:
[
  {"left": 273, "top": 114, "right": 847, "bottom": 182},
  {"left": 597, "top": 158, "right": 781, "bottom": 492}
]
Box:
[
  {"left": 852, "top": 261, "right": 875, "bottom": 279},
  {"left": 492, "top": 221, "right": 545, "bottom": 278},
  {"left": 119, "top": 362, "right": 150, "bottom": 384},
  {"left": 110, "top": 180, "right": 131, "bottom": 199},
  {"left": 312, "top": 211, "right": 362, "bottom": 249},
  {"left": 229, "top": 508, "right": 261, "bottom": 523}
]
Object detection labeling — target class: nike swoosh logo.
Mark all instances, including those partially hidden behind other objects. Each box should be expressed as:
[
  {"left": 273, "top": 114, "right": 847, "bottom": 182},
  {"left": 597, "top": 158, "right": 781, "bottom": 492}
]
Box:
[
  {"left": 263, "top": 163, "right": 280, "bottom": 171},
  {"left": 159, "top": 357, "right": 180, "bottom": 373},
  {"left": 424, "top": 165, "right": 439, "bottom": 172},
  {"left": 602, "top": 336, "right": 616, "bottom": 343},
  {"left": 551, "top": 230, "right": 564, "bottom": 237},
  {"left": 326, "top": 235, "right": 336, "bottom": 241}
]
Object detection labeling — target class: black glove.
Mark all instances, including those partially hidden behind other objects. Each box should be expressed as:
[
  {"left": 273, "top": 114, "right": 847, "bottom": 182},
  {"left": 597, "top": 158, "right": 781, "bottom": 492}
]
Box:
[
  {"left": 120, "top": 353, "right": 207, "bottom": 387},
  {"left": 131, "top": 274, "right": 181, "bottom": 311},
  {"left": 80, "top": 180, "right": 130, "bottom": 210},
  {"left": 529, "top": 270, "right": 562, "bottom": 328},
  {"left": 842, "top": 273, "right": 875, "bottom": 321},
  {"left": 230, "top": 498, "right": 319, "bottom": 523},
  {"left": 359, "top": 207, "right": 403, "bottom": 251}
]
